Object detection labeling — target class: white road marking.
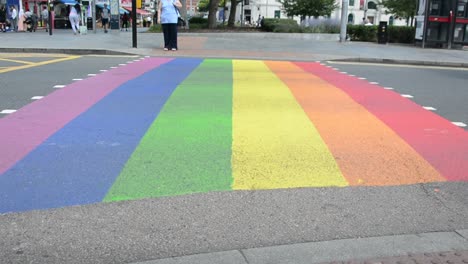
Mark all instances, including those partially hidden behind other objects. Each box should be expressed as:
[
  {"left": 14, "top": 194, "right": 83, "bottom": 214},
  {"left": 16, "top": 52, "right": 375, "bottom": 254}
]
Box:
[
  {"left": 72, "top": 78, "right": 82, "bottom": 81},
  {"left": 370, "top": 82, "right": 379, "bottom": 84},
  {"left": 110, "top": 67, "right": 117, "bottom": 69},
  {"left": 31, "top": 96, "right": 44, "bottom": 100},
  {"left": 384, "top": 87, "right": 394, "bottom": 90},
  {"left": 358, "top": 77, "right": 367, "bottom": 80},
  {"left": 54, "top": 85, "right": 66, "bottom": 89},
  {"left": 88, "top": 74, "right": 97, "bottom": 76},
  {"left": 1, "top": 109, "right": 17, "bottom": 114},
  {"left": 401, "top": 94, "right": 414, "bottom": 98},
  {"left": 119, "top": 64, "right": 126, "bottom": 66},
  {"left": 452, "top": 122, "right": 467, "bottom": 127},
  {"left": 100, "top": 70, "right": 108, "bottom": 72},
  {"left": 423, "top": 106, "right": 437, "bottom": 111},
  {"left": 340, "top": 72, "right": 347, "bottom": 74}
]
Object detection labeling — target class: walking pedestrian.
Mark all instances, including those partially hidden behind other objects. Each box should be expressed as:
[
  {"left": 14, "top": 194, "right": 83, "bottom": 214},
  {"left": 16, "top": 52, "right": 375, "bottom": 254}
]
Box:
[
  {"left": 121, "top": 12, "right": 128, "bottom": 31},
  {"left": 41, "top": 5, "right": 49, "bottom": 32},
  {"left": 69, "top": 4, "right": 80, "bottom": 35},
  {"left": 10, "top": 5, "right": 18, "bottom": 32},
  {"left": 101, "top": 3, "right": 109, "bottom": 33},
  {"left": 157, "top": 0, "right": 182, "bottom": 51}
]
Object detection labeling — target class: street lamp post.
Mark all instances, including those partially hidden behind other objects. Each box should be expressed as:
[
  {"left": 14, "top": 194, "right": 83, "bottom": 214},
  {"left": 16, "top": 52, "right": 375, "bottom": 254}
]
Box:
[{"left": 340, "top": 0, "right": 349, "bottom": 42}]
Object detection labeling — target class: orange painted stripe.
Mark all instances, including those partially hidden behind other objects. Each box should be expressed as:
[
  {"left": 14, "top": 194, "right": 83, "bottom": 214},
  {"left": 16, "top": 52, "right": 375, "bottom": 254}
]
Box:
[{"left": 265, "top": 61, "right": 446, "bottom": 186}]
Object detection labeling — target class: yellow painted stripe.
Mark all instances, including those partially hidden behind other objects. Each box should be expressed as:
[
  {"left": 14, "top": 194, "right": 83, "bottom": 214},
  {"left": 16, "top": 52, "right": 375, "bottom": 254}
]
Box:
[
  {"left": 232, "top": 60, "right": 348, "bottom": 190},
  {"left": 0, "top": 58, "right": 35, "bottom": 65},
  {"left": 0, "top": 56, "right": 81, "bottom": 74}
]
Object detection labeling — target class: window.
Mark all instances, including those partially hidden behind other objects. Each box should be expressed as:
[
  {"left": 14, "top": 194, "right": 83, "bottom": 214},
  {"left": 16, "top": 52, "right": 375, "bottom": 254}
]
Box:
[
  {"left": 389, "top": 16, "right": 394, "bottom": 25},
  {"left": 348, "top": 14, "right": 354, "bottom": 23},
  {"left": 367, "top": 1, "right": 377, "bottom": 9},
  {"left": 349, "top": 0, "right": 355, "bottom": 7},
  {"left": 274, "top": 10, "right": 280, "bottom": 18}
]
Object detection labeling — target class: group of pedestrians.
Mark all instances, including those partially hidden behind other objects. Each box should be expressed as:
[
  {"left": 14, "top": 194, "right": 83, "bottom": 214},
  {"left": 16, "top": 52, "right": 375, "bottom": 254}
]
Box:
[{"left": 0, "top": 4, "right": 49, "bottom": 33}]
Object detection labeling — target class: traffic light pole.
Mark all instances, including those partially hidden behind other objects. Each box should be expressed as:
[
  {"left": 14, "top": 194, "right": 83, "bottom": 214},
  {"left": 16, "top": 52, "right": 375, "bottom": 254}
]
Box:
[{"left": 132, "top": 0, "right": 137, "bottom": 47}]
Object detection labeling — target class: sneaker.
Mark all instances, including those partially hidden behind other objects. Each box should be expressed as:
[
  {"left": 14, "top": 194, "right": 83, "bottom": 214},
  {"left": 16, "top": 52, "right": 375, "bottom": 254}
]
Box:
[
  {"left": 163, "top": 48, "right": 168, "bottom": 51},
  {"left": 171, "top": 48, "right": 177, "bottom": 51}
]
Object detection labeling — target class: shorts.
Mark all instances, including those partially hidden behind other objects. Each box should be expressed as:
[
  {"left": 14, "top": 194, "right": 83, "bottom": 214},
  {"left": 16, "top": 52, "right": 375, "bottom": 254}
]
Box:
[{"left": 102, "top": 18, "right": 108, "bottom": 25}]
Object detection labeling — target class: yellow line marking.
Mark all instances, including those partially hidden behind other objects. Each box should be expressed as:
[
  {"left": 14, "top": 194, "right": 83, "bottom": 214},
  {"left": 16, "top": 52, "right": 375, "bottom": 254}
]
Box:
[
  {"left": 0, "top": 56, "right": 81, "bottom": 74},
  {"left": 232, "top": 60, "right": 347, "bottom": 190},
  {"left": 0, "top": 58, "right": 35, "bottom": 65},
  {"left": 327, "top": 61, "right": 468, "bottom": 71},
  {"left": 0, "top": 53, "right": 71, "bottom": 58}
]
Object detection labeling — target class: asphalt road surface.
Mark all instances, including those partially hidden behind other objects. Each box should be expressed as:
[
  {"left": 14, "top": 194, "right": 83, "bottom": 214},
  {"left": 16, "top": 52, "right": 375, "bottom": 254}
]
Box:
[{"left": 0, "top": 55, "right": 467, "bottom": 264}]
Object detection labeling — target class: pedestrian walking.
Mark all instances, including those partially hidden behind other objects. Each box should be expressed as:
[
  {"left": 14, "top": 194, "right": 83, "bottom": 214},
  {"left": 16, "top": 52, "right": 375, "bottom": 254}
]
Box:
[
  {"left": 41, "top": 5, "right": 49, "bottom": 32},
  {"left": 0, "top": 5, "right": 7, "bottom": 32},
  {"left": 157, "top": 0, "right": 182, "bottom": 51},
  {"left": 121, "top": 12, "right": 128, "bottom": 31},
  {"left": 69, "top": 4, "right": 80, "bottom": 35},
  {"left": 10, "top": 5, "right": 18, "bottom": 32},
  {"left": 101, "top": 3, "right": 109, "bottom": 33}
]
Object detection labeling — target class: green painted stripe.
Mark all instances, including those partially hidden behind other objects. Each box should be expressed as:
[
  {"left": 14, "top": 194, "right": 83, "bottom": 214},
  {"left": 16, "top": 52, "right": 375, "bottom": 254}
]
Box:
[{"left": 104, "top": 59, "right": 233, "bottom": 201}]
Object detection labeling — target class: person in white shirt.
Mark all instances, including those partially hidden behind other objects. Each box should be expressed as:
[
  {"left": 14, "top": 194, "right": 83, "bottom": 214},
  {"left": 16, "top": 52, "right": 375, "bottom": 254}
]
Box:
[
  {"left": 41, "top": 6, "right": 49, "bottom": 32},
  {"left": 69, "top": 4, "right": 80, "bottom": 35},
  {"left": 101, "top": 4, "right": 109, "bottom": 33},
  {"left": 10, "top": 5, "right": 18, "bottom": 32}
]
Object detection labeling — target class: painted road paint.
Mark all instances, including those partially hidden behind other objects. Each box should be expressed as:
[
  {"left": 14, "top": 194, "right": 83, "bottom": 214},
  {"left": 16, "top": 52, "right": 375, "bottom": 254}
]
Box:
[
  {"left": 53, "top": 85, "right": 66, "bottom": 89},
  {"left": 296, "top": 61, "right": 468, "bottom": 182},
  {"left": 232, "top": 60, "right": 347, "bottom": 190},
  {"left": 0, "top": 109, "right": 17, "bottom": 114},
  {"left": 31, "top": 96, "right": 44, "bottom": 100},
  {"left": 453, "top": 122, "right": 467, "bottom": 127},
  {"left": 0, "top": 58, "right": 171, "bottom": 176},
  {"left": 104, "top": 59, "right": 231, "bottom": 201},
  {"left": 1, "top": 58, "right": 467, "bottom": 214},
  {"left": 423, "top": 106, "right": 437, "bottom": 111},
  {"left": 401, "top": 94, "right": 414, "bottom": 98},
  {"left": 0, "top": 58, "right": 176, "bottom": 213},
  {"left": 270, "top": 61, "right": 444, "bottom": 186}
]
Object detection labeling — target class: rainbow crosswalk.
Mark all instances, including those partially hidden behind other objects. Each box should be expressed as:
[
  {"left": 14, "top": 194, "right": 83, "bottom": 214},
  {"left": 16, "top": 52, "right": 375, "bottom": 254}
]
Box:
[{"left": 0, "top": 58, "right": 467, "bottom": 213}]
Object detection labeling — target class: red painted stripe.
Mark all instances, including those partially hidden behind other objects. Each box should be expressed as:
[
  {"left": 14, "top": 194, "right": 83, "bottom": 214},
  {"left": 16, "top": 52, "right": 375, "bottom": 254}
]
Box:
[
  {"left": 456, "top": 18, "right": 468, "bottom": 24},
  {"left": 295, "top": 62, "right": 468, "bottom": 182},
  {"left": 428, "top": 16, "right": 450, "bottom": 22}
]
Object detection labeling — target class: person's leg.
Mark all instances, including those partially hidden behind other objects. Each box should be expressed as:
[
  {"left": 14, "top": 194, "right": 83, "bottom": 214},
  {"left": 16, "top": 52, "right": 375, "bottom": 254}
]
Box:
[
  {"left": 168, "top": 23, "right": 177, "bottom": 50},
  {"left": 162, "top": 23, "right": 169, "bottom": 50}
]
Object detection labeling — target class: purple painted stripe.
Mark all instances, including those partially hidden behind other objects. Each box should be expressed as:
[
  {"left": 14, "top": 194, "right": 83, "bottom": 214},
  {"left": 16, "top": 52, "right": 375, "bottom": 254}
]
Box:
[{"left": 0, "top": 58, "right": 172, "bottom": 175}]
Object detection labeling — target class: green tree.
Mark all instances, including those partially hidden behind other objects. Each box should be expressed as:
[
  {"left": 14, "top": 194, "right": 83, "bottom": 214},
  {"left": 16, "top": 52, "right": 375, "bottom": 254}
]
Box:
[
  {"left": 280, "top": 0, "right": 337, "bottom": 21},
  {"left": 381, "top": 0, "right": 416, "bottom": 25}
]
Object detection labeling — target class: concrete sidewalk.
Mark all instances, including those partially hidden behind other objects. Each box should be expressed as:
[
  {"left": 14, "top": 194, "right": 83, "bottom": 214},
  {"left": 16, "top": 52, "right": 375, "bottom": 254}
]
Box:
[
  {"left": 0, "top": 28, "right": 467, "bottom": 66},
  {"left": 135, "top": 230, "right": 468, "bottom": 264}
]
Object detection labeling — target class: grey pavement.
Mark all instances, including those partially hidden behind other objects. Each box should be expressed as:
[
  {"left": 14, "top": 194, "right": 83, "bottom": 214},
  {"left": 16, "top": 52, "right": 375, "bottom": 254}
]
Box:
[
  {"left": 1, "top": 28, "right": 468, "bottom": 264},
  {"left": 0, "top": 28, "right": 467, "bottom": 66}
]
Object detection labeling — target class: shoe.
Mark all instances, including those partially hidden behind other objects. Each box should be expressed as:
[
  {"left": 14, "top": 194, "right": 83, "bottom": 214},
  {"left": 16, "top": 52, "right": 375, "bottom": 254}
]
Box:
[
  {"left": 171, "top": 48, "right": 177, "bottom": 51},
  {"left": 163, "top": 48, "right": 168, "bottom": 51}
]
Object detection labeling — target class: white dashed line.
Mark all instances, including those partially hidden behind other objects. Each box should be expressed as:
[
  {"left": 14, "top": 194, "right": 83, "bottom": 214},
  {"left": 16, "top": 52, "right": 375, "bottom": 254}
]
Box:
[
  {"left": 31, "top": 96, "right": 44, "bottom": 100},
  {"left": 110, "top": 67, "right": 117, "bottom": 69},
  {"left": 349, "top": 74, "right": 355, "bottom": 77},
  {"left": 370, "top": 82, "right": 379, "bottom": 85},
  {"left": 384, "top": 87, "right": 394, "bottom": 90},
  {"left": 452, "top": 122, "right": 467, "bottom": 127},
  {"left": 100, "top": 70, "right": 108, "bottom": 72},
  {"left": 423, "top": 106, "right": 437, "bottom": 111},
  {"left": 72, "top": 78, "right": 83, "bottom": 81},
  {"left": 119, "top": 64, "right": 126, "bottom": 66},
  {"left": 315, "top": 61, "right": 321, "bottom": 63},
  {"left": 54, "top": 85, "right": 66, "bottom": 89},
  {"left": 1, "top": 109, "right": 17, "bottom": 114},
  {"left": 126, "top": 61, "right": 134, "bottom": 63},
  {"left": 340, "top": 72, "right": 347, "bottom": 74},
  {"left": 145, "top": 56, "right": 150, "bottom": 58},
  {"left": 88, "top": 74, "right": 97, "bottom": 76},
  {"left": 401, "top": 94, "right": 414, "bottom": 98},
  {"left": 358, "top": 77, "right": 366, "bottom": 80},
  {"left": 332, "top": 68, "right": 339, "bottom": 70}
]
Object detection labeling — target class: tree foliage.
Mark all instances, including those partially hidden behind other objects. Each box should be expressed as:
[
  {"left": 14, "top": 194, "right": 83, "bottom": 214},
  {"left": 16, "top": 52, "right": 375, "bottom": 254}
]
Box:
[
  {"left": 280, "top": 0, "right": 337, "bottom": 19},
  {"left": 381, "top": 0, "right": 416, "bottom": 22}
]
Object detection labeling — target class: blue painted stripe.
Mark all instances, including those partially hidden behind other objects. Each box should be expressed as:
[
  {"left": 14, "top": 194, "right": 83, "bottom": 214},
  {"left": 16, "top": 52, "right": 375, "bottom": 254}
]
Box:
[{"left": 0, "top": 58, "right": 203, "bottom": 213}]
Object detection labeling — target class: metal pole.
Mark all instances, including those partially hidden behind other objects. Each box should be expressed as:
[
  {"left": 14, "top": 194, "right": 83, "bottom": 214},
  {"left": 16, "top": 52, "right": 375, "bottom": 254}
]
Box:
[
  {"left": 92, "top": 0, "right": 96, "bottom": 33},
  {"left": 241, "top": 0, "right": 244, "bottom": 26},
  {"left": 132, "top": 0, "right": 137, "bottom": 47},
  {"left": 48, "top": 1, "right": 52, "bottom": 35},
  {"left": 340, "top": 0, "right": 349, "bottom": 42}
]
